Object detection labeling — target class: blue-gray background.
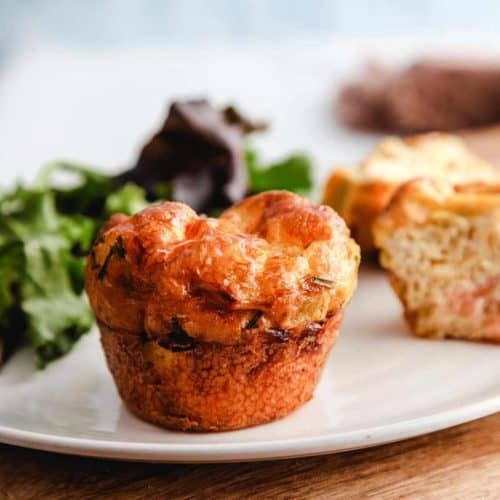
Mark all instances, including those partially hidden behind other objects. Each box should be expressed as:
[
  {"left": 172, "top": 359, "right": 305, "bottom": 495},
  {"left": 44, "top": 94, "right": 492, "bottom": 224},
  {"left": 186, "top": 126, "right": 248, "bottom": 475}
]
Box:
[
  {"left": 2, "top": 0, "right": 499, "bottom": 175},
  {"left": 1, "top": 0, "right": 500, "bottom": 55}
]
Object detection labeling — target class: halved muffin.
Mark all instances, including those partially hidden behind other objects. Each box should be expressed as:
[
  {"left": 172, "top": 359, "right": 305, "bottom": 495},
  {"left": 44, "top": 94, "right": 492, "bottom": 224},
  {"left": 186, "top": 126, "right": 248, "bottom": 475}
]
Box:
[
  {"left": 323, "top": 133, "right": 499, "bottom": 252},
  {"left": 86, "top": 191, "right": 360, "bottom": 431},
  {"left": 374, "top": 179, "right": 500, "bottom": 342}
]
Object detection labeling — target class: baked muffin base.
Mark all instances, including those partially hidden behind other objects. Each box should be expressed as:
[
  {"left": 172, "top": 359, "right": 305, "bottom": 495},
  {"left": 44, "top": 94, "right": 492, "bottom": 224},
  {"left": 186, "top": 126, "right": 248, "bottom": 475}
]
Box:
[{"left": 99, "top": 312, "right": 342, "bottom": 432}]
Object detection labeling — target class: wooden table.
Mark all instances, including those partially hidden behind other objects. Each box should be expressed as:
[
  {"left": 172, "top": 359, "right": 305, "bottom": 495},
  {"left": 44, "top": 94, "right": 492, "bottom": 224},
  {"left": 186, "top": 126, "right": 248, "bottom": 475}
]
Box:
[{"left": 1, "top": 413, "right": 499, "bottom": 499}]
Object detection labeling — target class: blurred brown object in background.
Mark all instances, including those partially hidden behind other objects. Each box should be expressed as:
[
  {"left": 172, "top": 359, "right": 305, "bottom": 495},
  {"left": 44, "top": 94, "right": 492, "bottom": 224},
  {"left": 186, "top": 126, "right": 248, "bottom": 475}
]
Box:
[{"left": 337, "top": 59, "right": 500, "bottom": 133}]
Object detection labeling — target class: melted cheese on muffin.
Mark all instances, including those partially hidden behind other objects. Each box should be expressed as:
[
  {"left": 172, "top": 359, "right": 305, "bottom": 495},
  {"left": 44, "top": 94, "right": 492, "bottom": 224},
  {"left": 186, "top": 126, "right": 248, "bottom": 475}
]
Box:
[{"left": 86, "top": 191, "right": 360, "bottom": 345}]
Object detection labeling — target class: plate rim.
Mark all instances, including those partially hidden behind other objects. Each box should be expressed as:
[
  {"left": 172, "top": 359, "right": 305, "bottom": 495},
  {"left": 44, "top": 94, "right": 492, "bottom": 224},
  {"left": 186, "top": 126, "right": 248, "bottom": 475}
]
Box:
[{"left": 1, "top": 394, "right": 499, "bottom": 462}]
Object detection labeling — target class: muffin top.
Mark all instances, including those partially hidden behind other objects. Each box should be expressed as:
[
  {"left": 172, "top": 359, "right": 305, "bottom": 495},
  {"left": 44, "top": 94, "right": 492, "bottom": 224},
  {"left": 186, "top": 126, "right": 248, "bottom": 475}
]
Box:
[
  {"left": 374, "top": 178, "right": 500, "bottom": 238},
  {"left": 86, "top": 191, "right": 360, "bottom": 344},
  {"left": 345, "top": 133, "right": 498, "bottom": 185}
]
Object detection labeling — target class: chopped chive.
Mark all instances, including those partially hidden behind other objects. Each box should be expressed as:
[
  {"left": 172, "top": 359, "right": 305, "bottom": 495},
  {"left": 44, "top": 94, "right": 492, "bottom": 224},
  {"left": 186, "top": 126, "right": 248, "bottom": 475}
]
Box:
[
  {"left": 90, "top": 250, "right": 100, "bottom": 270},
  {"left": 311, "top": 276, "right": 335, "bottom": 288},
  {"left": 245, "top": 311, "right": 263, "bottom": 329},
  {"left": 114, "top": 235, "right": 126, "bottom": 259},
  {"left": 158, "top": 318, "right": 195, "bottom": 352},
  {"left": 97, "top": 235, "right": 126, "bottom": 281}
]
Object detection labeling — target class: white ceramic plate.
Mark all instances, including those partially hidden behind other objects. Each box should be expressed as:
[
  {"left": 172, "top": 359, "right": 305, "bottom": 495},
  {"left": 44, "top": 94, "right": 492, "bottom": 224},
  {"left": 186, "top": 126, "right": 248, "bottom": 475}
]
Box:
[
  {"left": 1, "top": 268, "right": 499, "bottom": 462},
  {"left": 0, "top": 37, "right": 499, "bottom": 462}
]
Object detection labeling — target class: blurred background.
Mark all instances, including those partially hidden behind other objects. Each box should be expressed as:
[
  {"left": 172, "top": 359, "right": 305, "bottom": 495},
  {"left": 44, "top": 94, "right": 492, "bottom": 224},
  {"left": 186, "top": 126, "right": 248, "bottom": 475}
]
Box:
[
  {"left": 2, "top": 0, "right": 500, "bottom": 183},
  {"left": 3, "top": 0, "right": 500, "bottom": 52}
]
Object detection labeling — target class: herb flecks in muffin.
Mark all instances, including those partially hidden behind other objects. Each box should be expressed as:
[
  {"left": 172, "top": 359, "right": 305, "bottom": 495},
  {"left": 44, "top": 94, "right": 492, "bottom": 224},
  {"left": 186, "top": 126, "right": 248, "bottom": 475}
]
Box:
[
  {"left": 97, "top": 235, "right": 126, "bottom": 281},
  {"left": 158, "top": 318, "right": 196, "bottom": 352},
  {"left": 245, "top": 311, "right": 263, "bottom": 329},
  {"left": 87, "top": 192, "right": 360, "bottom": 431},
  {"left": 310, "top": 277, "right": 335, "bottom": 289},
  {"left": 86, "top": 191, "right": 360, "bottom": 347}
]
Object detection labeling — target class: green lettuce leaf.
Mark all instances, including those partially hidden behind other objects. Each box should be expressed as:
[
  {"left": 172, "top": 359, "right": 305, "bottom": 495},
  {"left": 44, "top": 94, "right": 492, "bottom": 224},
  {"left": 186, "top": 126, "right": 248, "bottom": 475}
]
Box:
[
  {"left": 0, "top": 146, "right": 312, "bottom": 368},
  {"left": 0, "top": 164, "right": 149, "bottom": 368},
  {"left": 245, "top": 149, "right": 313, "bottom": 196},
  {"left": 104, "top": 183, "right": 149, "bottom": 217},
  {"left": 0, "top": 188, "right": 94, "bottom": 367}
]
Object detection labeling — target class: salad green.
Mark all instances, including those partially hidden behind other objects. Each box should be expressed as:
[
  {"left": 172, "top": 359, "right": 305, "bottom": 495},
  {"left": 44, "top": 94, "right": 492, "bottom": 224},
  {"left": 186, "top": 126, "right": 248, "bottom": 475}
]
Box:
[
  {"left": 246, "top": 149, "right": 313, "bottom": 195},
  {"left": 0, "top": 163, "right": 148, "bottom": 367},
  {"left": 0, "top": 150, "right": 312, "bottom": 368}
]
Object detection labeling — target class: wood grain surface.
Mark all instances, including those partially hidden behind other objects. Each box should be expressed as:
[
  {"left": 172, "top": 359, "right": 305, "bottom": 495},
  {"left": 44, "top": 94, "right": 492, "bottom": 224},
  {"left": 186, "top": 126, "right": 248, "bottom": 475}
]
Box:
[{"left": 0, "top": 413, "right": 499, "bottom": 499}]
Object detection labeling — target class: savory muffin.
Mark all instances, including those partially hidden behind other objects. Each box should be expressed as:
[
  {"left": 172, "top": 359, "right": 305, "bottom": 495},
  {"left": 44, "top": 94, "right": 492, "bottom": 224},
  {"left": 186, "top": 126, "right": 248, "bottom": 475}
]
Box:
[
  {"left": 374, "top": 178, "right": 500, "bottom": 342},
  {"left": 323, "top": 133, "right": 499, "bottom": 252},
  {"left": 86, "top": 191, "right": 360, "bottom": 431}
]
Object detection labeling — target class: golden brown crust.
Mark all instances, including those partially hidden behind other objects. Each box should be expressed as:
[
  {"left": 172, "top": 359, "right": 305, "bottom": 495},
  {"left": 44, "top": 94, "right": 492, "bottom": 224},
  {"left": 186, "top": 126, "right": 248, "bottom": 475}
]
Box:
[
  {"left": 86, "top": 191, "right": 360, "bottom": 431},
  {"left": 374, "top": 179, "right": 500, "bottom": 238},
  {"left": 322, "top": 133, "right": 499, "bottom": 253},
  {"left": 86, "top": 191, "right": 359, "bottom": 344},
  {"left": 99, "top": 312, "right": 342, "bottom": 432},
  {"left": 323, "top": 170, "right": 395, "bottom": 252}
]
